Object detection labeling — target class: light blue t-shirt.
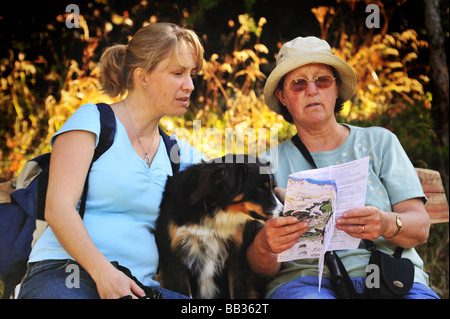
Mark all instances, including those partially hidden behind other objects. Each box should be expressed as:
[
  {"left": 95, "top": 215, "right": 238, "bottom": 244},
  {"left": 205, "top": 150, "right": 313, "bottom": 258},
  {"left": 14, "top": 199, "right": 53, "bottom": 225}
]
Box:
[
  {"left": 259, "top": 124, "right": 430, "bottom": 297},
  {"left": 29, "top": 103, "right": 203, "bottom": 286}
]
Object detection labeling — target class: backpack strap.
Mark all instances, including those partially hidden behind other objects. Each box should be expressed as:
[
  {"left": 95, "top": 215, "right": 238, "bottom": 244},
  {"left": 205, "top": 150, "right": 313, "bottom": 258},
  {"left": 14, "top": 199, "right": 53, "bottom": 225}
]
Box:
[
  {"left": 78, "top": 103, "right": 116, "bottom": 219},
  {"left": 159, "top": 127, "right": 180, "bottom": 175},
  {"left": 36, "top": 154, "right": 54, "bottom": 220},
  {"left": 93, "top": 103, "right": 116, "bottom": 162}
]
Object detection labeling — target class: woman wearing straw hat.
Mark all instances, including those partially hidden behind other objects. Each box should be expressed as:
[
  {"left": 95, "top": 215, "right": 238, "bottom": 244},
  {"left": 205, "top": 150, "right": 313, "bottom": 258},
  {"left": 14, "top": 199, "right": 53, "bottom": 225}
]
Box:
[{"left": 248, "top": 36, "right": 439, "bottom": 299}]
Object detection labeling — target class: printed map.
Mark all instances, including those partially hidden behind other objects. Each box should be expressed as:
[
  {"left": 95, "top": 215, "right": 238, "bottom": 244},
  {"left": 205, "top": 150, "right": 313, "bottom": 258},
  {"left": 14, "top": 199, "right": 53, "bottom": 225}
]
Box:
[{"left": 280, "top": 178, "right": 336, "bottom": 260}]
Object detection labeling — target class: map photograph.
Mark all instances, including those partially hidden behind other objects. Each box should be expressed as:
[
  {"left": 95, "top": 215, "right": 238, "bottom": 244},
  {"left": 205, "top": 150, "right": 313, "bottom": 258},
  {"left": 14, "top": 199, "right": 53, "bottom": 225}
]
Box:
[{"left": 283, "top": 178, "right": 336, "bottom": 244}]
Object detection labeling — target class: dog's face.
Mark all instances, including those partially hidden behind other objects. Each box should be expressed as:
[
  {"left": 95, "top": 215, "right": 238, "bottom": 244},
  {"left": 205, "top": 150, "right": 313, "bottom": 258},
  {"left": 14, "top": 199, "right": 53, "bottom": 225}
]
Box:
[{"left": 188, "top": 154, "right": 283, "bottom": 222}]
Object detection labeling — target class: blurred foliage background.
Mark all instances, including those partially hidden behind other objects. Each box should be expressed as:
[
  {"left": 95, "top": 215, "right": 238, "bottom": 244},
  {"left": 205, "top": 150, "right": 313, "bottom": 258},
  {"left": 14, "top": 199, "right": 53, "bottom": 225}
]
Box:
[{"left": 0, "top": 0, "right": 448, "bottom": 298}]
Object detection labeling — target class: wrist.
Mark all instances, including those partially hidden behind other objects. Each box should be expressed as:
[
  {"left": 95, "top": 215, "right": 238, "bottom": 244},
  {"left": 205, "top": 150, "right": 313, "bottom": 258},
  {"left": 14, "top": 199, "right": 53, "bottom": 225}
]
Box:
[
  {"left": 84, "top": 256, "right": 115, "bottom": 283},
  {"left": 247, "top": 236, "right": 280, "bottom": 277},
  {"left": 385, "top": 212, "right": 402, "bottom": 239},
  {"left": 249, "top": 235, "right": 275, "bottom": 261}
]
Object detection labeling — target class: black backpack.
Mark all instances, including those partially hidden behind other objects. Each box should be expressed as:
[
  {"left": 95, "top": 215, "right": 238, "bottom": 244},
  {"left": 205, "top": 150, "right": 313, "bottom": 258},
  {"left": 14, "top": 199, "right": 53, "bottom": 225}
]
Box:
[{"left": 0, "top": 103, "right": 180, "bottom": 298}]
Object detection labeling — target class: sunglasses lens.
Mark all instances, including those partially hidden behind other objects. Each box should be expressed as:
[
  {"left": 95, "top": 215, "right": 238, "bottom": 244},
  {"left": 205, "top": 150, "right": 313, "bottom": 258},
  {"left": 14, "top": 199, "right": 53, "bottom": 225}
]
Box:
[
  {"left": 315, "top": 76, "right": 334, "bottom": 88},
  {"left": 290, "top": 79, "right": 308, "bottom": 92},
  {"left": 287, "top": 75, "right": 335, "bottom": 92}
]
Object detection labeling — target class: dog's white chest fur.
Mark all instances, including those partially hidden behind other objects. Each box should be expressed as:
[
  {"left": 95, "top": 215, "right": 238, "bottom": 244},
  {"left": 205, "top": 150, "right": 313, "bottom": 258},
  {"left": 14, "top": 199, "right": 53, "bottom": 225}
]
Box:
[{"left": 170, "top": 210, "right": 251, "bottom": 298}]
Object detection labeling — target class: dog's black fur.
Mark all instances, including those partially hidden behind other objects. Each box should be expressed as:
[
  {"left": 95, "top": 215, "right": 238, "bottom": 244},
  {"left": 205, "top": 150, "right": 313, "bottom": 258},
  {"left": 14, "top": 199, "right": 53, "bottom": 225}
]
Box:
[{"left": 156, "top": 154, "right": 281, "bottom": 299}]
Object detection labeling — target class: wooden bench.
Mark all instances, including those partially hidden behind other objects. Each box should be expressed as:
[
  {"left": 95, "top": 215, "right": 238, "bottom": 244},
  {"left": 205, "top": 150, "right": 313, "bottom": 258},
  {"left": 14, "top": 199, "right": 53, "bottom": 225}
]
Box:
[
  {"left": 415, "top": 168, "right": 449, "bottom": 224},
  {"left": 1, "top": 168, "right": 449, "bottom": 221}
]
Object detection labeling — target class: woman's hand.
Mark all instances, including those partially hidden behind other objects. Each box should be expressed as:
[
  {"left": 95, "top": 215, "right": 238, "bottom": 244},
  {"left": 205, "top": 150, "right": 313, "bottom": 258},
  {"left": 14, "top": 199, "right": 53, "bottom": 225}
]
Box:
[
  {"left": 247, "top": 216, "right": 309, "bottom": 277},
  {"left": 335, "top": 206, "right": 386, "bottom": 241},
  {"left": 259, "top": 217, "right": 309, "bottom": 254},
  {"left": 93, "top": 263, "right": 145, "bottom": 299},
  {"left": 336, "top": 198, "right": 430, "bottom": 248}
]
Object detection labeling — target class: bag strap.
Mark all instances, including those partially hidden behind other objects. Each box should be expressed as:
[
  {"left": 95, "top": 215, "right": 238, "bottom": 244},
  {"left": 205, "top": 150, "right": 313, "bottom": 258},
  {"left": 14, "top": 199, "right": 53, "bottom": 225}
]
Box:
[
  {"left": 158, "top": 127, "right": 180, "bottom": 175},
  {"left": 291, "top": 134, "right": 317, "bottom": 169},
  {"left": 364, "top": 239, "right": 404, "bottom": 258},
  {"left": 325, "top": 251, "right": 359, "bottom": 298},
  {"left": 36, "top": 154, "right": 53, "bottom": 220},
  {"left": 93, "top": 103, "right": 116, "bottom": 162},
  {"left": 78, "top": 103, "right": 116, "bottom": 218}
]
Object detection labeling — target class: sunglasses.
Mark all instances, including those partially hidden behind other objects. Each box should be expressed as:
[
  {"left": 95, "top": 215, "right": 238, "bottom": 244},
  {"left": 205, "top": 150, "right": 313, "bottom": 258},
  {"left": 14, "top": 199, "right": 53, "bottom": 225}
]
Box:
[{"left": 284, "top": 75, "right": 336, "bottom": 92}]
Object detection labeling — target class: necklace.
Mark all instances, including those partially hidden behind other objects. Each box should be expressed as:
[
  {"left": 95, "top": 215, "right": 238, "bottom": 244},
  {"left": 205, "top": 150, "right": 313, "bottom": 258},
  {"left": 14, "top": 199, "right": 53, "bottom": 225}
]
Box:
[{"left": 123, "top": 100, "right": 156, "bottom": 165}]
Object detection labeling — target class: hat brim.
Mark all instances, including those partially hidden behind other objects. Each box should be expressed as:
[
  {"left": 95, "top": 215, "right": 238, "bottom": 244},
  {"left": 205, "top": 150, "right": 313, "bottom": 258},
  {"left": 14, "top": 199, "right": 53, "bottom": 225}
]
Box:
[{"left": 264, "top": 53, "right": 357, "bottom": 115}]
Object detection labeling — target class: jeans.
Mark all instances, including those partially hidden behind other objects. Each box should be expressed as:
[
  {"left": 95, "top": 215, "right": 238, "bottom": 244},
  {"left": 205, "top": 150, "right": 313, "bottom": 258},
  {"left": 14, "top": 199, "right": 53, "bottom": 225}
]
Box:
[
  {"left": 269, "top": 276, "right": 440, "bottom": 299},
  {"left": 17, "top": 259, "right": 190, "bottom": 299}
]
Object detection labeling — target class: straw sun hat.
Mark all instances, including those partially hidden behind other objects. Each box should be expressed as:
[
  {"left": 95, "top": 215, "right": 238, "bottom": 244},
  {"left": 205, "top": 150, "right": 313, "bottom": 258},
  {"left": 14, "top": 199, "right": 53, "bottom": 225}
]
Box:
[{"left": 263, "top": 36, "right": 357, "bottom": 115}]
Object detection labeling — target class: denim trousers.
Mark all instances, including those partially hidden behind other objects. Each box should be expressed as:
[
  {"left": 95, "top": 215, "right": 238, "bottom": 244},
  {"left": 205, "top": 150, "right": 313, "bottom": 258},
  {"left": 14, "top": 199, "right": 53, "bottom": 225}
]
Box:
[
  {"left": 17, "top": 259, "right": 190, "bottom": 299},
  {"left": 269, "top": 276, "right": 440, "bottom": 299}
]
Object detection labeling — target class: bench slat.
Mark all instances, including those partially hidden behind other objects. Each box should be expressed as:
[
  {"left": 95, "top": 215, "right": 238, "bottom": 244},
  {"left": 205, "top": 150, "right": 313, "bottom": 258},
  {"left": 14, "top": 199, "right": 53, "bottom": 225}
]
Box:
[{"left": 415, "top": 168, "right": 449, "bottom": 224}]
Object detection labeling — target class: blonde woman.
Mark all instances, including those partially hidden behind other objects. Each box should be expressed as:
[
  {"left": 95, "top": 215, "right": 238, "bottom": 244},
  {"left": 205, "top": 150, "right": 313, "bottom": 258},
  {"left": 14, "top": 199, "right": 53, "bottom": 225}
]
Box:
[{"left": 19, "top": 23, "right": 204, "bottom": 299}]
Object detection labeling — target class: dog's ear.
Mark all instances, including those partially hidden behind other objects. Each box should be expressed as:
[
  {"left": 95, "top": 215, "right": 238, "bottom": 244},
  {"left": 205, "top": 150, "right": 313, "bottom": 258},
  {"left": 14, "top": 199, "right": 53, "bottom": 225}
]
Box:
[
  {"left": 219, "top": 163, "right": 245, "bottom": 194},
  {"left": 188, "top": 167, "right": 222, "bottom": 205},
  {"left": 188, "top": 162, "right": 246, "bottom": 206},
  {"left": 218, "top": 163, "right": 257, "bottom": 207}
]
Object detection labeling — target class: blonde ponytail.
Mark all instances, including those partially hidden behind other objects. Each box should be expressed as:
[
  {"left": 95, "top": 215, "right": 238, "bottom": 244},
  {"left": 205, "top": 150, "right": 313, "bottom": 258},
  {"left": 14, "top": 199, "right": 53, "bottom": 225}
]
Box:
[{"left": 99, "top": 44, "right": 127, "bottom": 98}]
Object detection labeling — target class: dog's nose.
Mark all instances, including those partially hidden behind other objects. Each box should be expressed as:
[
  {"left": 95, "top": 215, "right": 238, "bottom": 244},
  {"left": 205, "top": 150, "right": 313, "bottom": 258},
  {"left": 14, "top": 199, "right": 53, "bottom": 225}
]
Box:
[{"left": 272, "top": 196, "right": 284, "bottom": 218}]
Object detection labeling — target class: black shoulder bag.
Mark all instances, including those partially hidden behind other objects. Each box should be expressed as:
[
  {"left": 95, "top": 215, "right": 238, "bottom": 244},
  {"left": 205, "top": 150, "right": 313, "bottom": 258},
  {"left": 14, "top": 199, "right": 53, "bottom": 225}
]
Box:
[{"left": 291, "top": 135, "right": 414, "bottom": 299}]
